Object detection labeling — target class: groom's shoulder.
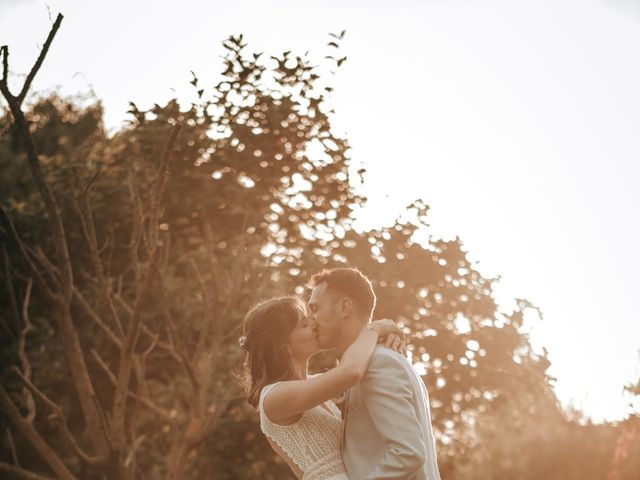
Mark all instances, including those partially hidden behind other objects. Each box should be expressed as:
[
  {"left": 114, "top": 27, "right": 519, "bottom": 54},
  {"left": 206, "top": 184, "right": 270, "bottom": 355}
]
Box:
[{"left": 369, "top": 345, "right": 410, "bottom": 369}]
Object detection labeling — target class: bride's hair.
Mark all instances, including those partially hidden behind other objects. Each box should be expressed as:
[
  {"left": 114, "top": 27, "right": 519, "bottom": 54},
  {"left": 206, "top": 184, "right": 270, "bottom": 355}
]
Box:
[{"left": 239, "top": 296, "right": 304, "bottom": 409}]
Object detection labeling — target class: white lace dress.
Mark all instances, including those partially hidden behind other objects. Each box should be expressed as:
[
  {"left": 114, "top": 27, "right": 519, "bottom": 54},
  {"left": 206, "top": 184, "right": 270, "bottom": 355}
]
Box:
[{"left": 259, "top": 383, "right": 349, "bottom": 480}]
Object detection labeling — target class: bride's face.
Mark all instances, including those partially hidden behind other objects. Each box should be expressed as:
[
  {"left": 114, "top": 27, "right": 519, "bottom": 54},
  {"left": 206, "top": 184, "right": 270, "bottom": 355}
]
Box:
[{"left": 288, "top": 304, "right": 320, "bottom": 358}]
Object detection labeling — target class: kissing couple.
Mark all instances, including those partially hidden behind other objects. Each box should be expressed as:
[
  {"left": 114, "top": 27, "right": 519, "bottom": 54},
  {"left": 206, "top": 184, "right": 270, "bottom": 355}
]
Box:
[{"left": 239, "top": 267, "right": 441, "bottom": 480}]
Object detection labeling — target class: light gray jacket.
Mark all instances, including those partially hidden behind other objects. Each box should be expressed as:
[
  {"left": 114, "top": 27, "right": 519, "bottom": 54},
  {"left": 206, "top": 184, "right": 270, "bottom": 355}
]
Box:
[{"left": 340, "top": 345, "right": 441, "bottom": 480}]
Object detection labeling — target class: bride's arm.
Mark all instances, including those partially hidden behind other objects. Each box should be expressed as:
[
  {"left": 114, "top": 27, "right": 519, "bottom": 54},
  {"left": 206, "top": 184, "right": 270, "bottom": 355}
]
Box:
[{"left": 263, "top": 319, "right": 402, "bottom": 423}]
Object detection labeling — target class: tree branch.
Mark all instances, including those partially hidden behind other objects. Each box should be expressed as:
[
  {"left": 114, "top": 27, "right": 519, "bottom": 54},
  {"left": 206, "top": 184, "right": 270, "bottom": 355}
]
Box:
[
  {"left": 0, "top": 386, "right": 76, "bottom": 480},
  {"left": 11, "top": 368, "right": 107, "bottom": 467},
  {"left": 92, "top": 349, "right": 173, "bottom": 423},
  {"left": 29, "top": 245, "right": 61, "bottom": 287},
  {"left": 157, "top": 276, "right": 200, "bottom": 393},
  {"left": 72, "top": 168, "right": 125, "bottom": 337},
  {"left": 1, "top": 45, "right": 8, "bottom": 86},
  {"left": 125, "top": 168, "right": 144, "bottom": 293},
  {"left": 1, "top": 245, "right": 19, "bottom": 339},
  {"left": 112, "top": 126, "right": 180, "bottom": 451},
  {"left": 17, "top": 14, "right": 64, "bottom": 105},
  {"left": 0, "top": 14, "right": 111, "bottom": 458},
  {"left": 0, "top": 462, "right": 55, "bottom": 480},
  {"left": 18, "top": 278, "right": 36, "bottom": 424},
  {"left": 111, "top": 251, "right": 160, "bottom": 450},
  {"left": 72, "top": 287, "right": 122, "bottom": 348},
  {"left": 190, "top": 261, "right": 214, "bottom": 417},
  {"left": 0, "top": 206, "right": 57, "bottom": 301},
  {"left": 5, "top": 428, "right": 19, "bottom": 466},
  {"left": 148, "top": 125, "right": 181, "bottom": 252}
]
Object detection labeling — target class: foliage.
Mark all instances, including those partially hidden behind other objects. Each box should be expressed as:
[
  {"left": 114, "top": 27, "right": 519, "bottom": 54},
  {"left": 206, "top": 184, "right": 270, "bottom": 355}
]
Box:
[{"left": 1, "top": 27, "right": 631, "bottom": 480}]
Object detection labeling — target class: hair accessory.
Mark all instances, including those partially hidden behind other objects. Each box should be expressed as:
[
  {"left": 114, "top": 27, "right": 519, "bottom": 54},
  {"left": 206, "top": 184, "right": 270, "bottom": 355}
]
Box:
[{"left": 238, "top": 336, "right": 248, "bottom": 351}]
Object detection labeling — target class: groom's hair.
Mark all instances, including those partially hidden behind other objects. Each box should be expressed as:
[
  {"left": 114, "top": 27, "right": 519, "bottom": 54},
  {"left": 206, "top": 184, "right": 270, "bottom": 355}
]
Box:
[{"left": 309, "top": 267, "right": 376, "bottom": 320}]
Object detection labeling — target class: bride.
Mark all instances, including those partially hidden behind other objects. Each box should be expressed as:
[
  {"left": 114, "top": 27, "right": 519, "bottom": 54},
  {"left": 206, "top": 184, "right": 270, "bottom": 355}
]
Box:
[{"left": 239, "top": 296, "right": 405, "bottom": 480}]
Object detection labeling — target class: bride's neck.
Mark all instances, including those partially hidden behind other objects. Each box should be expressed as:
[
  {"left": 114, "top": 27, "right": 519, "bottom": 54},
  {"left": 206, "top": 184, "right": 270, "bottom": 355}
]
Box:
[{"left": 292, "top": 356, "right": 309, "bottom": 380}]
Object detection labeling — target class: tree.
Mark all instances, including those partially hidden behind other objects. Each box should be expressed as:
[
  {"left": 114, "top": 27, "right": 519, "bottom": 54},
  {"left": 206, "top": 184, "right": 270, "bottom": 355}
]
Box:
[
  {"left": 0, "top": 15, "right": 259, "bottom": 479},
  {"left": 1, "top": 14, "right": 560, "bottom": 480}
]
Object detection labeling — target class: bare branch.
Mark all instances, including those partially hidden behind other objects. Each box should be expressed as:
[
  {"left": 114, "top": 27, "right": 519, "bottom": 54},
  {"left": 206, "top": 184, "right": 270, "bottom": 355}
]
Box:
[
  {"left": 156, "top": 276, "right": 200, "bottom": 391},
  {"left": 125, "top": 169, "right": 144, "bottom": 292},
  {"left": 111, "top": 250, "right": 162, "bottom": 450},
  {"left": 1, "top": 45, "right": 8, "bottom": 86},
  {"left": 113, "top": 291, "right": 134, "bottom": 316},
  {"left": 140, "top": 324, "right": 181, "bottom": 362},
  {"left": 72, "top": 168, "right": 125, "bottom": 337},
  {"left": 6, "top": 428, "right": 19, "bottom": 466},
  {"left": 164, "top": 439, "right": 187, "bottom": 480},
  {"left": 18, "top": 278, "right": 36, "bottom": 423},
  {"left": 0, "top": 312, "right": 16, "bottom": 341},
  {"left": 1, "top": 245, "right": 19, "bottom": 338},
  {"left": 191, "top": 260, "right": 212, "bottom": 366},
  {"left": 82, "top": 166, "right": 101, "bottom": 197},
  {"left": 100, "top": 222, "right": 114, "bottom": 263},
  {"left": 92, "top": 349, "right": 173, "bottom": 423},
  {"left": 189, "top": 261, "right": 216, "bottom": 417},
  {"left": 115, "top": 290, "right": 180, "bottom": 362},
  {"left": 0, "top": 386, "right": 77, "bottom": 480},
  {"left": 91, "top": 394, "right": 112, "bottom": 450},
  {"left": 160, "top": 230, "right": 171, "bottom": 273},
  {"left": 0, "top": 312, "right": 15, "bottom": 340},
  {"left": 142, "top": 332, "right": 159, "bottom": 357},
  {"left": 0, "top": 114, "right": 110, "bottom": 458},
  {"left": 0, "top": 461, "right": 55, "bottom": 480},
  {"left": 178, "top": 349, "right": 200, "bottom": 398},
  {"left": 29, "top": 245, "right": 61, "bottom": 286},
  {"left": 72, "top": 287, "right": 122, "bottom": 348},
  {"left": 0, "top": 206, "right": 57, "bottom": 301},
  {"left": 187, "top": 394, "right": 242, "bottom": 448},
  {"left": 91, "top": 349, "right": 117, "bottom": 384},
  {"left": 17, "top": 14, "right": 64, "bottom": 105},
  {"left": 124, "top": 435, "right": 146, "bottom": 470},
  {"left": 148, "top": 126, "right": 181, "bottom": 251},
  {"left": 11, "top": 368, "right": 107, "bottom": 467},
  {"left": 112, "top": 125, "right": 182, "bottom": 450}
]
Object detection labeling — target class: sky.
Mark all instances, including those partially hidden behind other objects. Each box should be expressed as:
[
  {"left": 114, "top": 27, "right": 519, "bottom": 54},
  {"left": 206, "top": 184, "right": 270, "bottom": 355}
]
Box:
[{"left": 1, "top": 0, "right": 639, "bottom": 422}]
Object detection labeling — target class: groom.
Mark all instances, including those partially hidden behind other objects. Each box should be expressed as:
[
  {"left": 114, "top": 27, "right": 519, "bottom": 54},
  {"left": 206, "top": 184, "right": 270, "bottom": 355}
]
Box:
[{"left": 308, "top": 267, "right": 441, "bottom": 480}]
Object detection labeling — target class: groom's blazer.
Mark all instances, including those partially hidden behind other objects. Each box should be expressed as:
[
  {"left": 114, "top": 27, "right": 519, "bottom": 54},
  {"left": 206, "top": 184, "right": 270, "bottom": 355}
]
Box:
[{"left": 340, "top": 345, "right": 441, "bottom": 480}]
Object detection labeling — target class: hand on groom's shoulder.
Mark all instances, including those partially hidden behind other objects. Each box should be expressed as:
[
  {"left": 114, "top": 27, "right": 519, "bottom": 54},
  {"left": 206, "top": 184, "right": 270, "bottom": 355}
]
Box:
[
  {"left": 363, "top": 345, "right": 413, "bottom": 385},
  {"left": 371, "top": 343, "right": 410, "bottom": 363}
]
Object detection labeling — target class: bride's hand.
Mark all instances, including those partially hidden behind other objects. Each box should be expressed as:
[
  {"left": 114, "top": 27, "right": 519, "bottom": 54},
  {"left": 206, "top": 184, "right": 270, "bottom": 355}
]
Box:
[
  {"left": 383, "top": 332, "right": 407, "bottom": 355},
  {"left": 369, "top": 319, "right": 407, "bottom": 355},
  {"left": 369, "top": 318, "right": 403, "bottom": 337}
]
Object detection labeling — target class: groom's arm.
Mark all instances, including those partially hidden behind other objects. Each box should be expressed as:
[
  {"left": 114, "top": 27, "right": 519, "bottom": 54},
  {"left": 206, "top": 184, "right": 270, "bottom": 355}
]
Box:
[{"left": 359, "top": 349, "right": 427, "bottom": 479}]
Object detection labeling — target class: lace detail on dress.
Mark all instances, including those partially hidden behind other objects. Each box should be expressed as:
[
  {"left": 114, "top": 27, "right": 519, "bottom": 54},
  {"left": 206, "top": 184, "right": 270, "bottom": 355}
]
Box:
[
  {"left": 259, "top": 383, "right": 347, "bottom": 480},
  {"left": 303, "top": 451, "right": 346, "bottom": 480}
]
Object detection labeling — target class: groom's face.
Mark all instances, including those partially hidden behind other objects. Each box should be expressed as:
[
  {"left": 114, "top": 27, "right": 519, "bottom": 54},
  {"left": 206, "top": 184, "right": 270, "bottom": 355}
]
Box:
[{"left": 307, "top": 282, "right": 342, "bottom": 349}]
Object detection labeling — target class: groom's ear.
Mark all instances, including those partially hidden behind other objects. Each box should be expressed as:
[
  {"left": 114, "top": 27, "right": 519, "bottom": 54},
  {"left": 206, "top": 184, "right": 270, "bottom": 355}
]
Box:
[{"left": 338, "top": 297, "right": 353, "bottom": 319}]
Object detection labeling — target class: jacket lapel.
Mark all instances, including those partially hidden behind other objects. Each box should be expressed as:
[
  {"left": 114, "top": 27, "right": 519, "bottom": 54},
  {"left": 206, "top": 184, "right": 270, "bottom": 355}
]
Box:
[{"left": 340, "top": 387, "right": 350, "bottom": 452}]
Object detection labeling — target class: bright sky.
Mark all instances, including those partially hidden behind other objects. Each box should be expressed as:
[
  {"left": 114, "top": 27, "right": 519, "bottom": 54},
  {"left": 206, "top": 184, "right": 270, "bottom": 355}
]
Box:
[{"left": 2, "top": 0, "right": 639, "bottom": 423}]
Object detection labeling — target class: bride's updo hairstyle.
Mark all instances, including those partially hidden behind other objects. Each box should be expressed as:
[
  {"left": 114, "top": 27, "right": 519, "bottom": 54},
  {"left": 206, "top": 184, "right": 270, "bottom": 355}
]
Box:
[{"left": 240, "top": 296, "right": 305, "bottom": 409}]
